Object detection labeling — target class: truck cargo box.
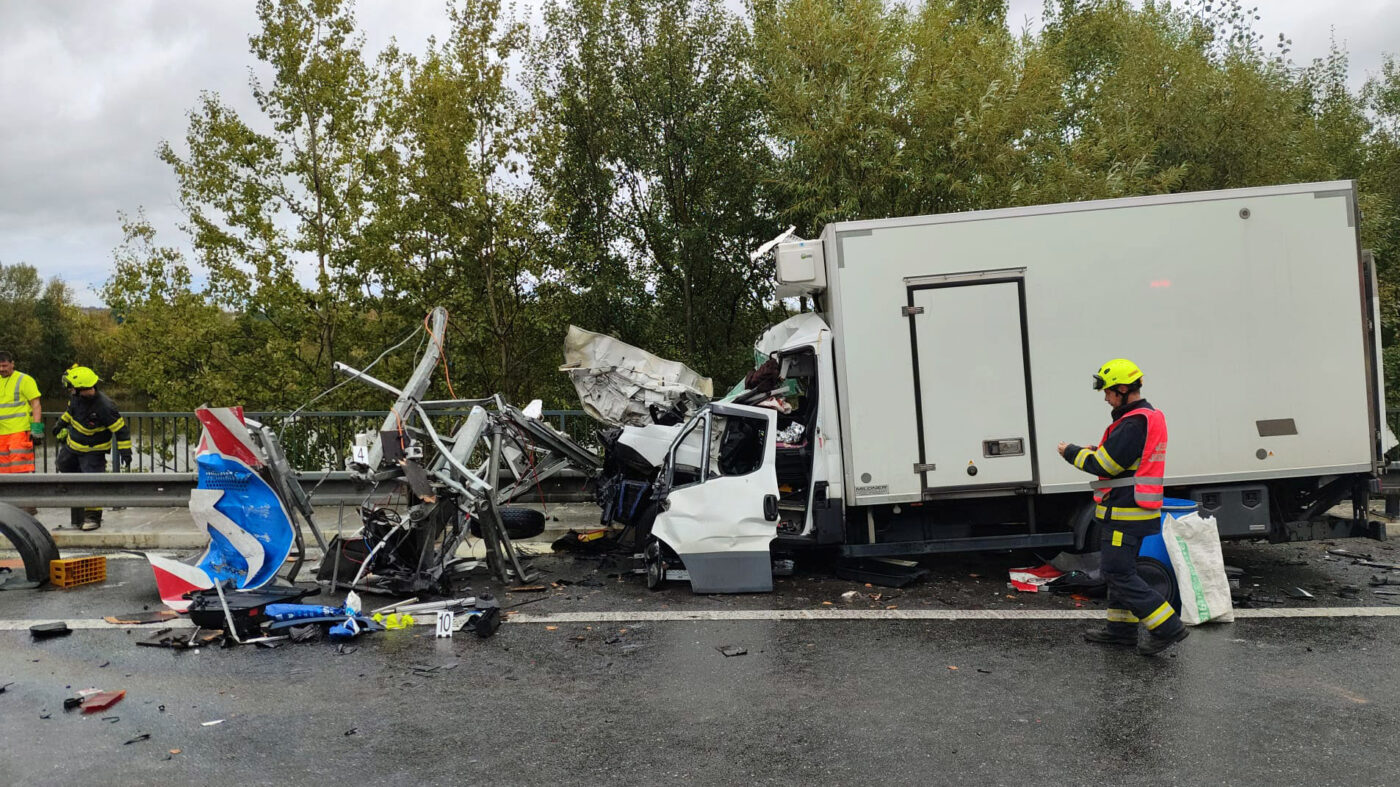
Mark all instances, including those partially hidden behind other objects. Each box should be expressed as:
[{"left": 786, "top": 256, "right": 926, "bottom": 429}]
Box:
[{"left": 810, "top": 181, "right": 1383, "bottom": 506}]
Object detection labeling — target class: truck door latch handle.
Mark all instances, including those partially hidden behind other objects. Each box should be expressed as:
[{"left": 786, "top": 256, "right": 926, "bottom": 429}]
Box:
[{"left": 763, "top": 494, "right": 779, "bottom": 521}]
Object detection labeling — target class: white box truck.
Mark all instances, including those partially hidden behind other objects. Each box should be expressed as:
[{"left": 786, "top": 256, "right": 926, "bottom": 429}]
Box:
[{"left": 605, "top": 181, "right": 1389, "bottom": 593}]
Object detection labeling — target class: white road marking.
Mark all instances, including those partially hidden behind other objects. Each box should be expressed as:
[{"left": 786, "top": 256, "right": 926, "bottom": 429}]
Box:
[
  {"left": 511, "top": 606, "right": 1400, "bottom": 623},
  {"left": 4, "top": 606, "right": 1399, "bottom": 631},
  {"left": 0, "top": 618, "right": 195, "bottom": 631}
]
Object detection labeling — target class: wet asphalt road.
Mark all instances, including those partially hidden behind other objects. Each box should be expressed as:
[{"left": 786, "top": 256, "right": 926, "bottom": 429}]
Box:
[{"left": 3, "top": 542, "right": 1400, "bottom": 785}]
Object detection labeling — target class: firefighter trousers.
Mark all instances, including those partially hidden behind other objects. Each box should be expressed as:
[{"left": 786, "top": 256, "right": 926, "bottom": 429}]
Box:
[
  {"left": 1098, "top": 519, "right": 1184, "bottom": 640},
  {"left": 57, "top": 445, "right": 106, "bottom": 526}
]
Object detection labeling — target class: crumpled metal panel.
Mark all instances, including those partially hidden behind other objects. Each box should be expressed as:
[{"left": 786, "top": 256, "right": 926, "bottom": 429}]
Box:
[{"left": 560, "top": 325, "right": 712, "bottom": 427}]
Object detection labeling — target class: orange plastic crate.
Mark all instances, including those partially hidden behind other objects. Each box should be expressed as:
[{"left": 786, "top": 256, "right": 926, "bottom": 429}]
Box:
[{"left": 50, "top": 556, "right": 107, "bottom": 588}]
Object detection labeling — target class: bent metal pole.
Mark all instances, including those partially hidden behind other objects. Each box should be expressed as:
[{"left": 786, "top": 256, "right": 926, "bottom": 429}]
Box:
[{"left": 335, "top": 307, "right": 448, "bottom": 476}]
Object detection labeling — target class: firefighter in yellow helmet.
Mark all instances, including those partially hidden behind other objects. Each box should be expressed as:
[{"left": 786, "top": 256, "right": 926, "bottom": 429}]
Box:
[
  {"left": 1057, "top": 359, "right": 1186, "bottom": 656},
  {"left": 55, "top": 366, "right": 131, "bottom": 531}
]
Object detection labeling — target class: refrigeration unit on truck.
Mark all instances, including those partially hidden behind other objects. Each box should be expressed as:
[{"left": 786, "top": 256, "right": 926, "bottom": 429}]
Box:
[{"left": 597, "top": 180, "right": 1390, "bottom": 594}]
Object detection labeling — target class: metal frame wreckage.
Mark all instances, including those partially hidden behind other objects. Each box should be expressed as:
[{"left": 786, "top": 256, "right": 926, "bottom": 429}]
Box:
[{"left": 121, "top": 306, "right": 602, "bottom": 644}]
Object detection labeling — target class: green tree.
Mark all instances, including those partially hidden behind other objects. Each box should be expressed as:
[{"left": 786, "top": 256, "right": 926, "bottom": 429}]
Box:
[
  {"left": 158, "top": 0, "right": 382, "bottom": 406},
  {"left": 0, "top": 261, "right": 101, "bottom": 400},
  {"left": 366, "top": 0, "right": 569, "bottom": 404},
  {"left": 534, "top": 0, "right": 781, "bottom": 384},
  {"left": 102, "top": 214, "right": 234, "bottom": 409}
]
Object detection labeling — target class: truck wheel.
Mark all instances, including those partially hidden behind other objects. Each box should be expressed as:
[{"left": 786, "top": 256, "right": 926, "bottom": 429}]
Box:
[
  {"left": 644, "top": 539, "right": 666, "bottom": 591},
  {"left": 1136, "top": 556, "right": 1180, "bottom": 610}
]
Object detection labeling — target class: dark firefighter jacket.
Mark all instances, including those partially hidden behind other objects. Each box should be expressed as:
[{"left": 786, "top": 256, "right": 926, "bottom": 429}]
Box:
[{"left": 58, "top": 391, "right": 132, "bottom": 459}]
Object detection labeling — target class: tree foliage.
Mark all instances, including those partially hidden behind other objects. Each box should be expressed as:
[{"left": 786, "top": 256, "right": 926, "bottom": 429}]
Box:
[
  {"left": 89, "top": 0, "right": 1400, "bottom": 412},
  {"left": 0, "top": 261, "right": 113, "bottom": 402}
]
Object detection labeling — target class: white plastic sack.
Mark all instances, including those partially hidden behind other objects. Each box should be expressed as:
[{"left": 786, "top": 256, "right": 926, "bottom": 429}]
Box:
[{"left": 1162, "top": 511, "right": 1234, "bottom": 625}]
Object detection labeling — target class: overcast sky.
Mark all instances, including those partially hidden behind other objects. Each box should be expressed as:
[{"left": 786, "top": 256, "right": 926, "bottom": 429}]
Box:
[{"left": 1, "top": 0, "right": 1397, "bottom": 307}]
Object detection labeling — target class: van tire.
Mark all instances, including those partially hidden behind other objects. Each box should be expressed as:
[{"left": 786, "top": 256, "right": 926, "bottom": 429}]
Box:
[
  {"left": 469, "top": 507, "right": 547, "bottom": 540},
  {"left": 644, "top": 539, "right": 666, "bottom": 591}
]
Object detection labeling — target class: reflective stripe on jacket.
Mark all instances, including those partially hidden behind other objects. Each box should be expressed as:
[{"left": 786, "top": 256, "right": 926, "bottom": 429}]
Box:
[
  {"left": 1091, "top": 406, "right": 1167, "bottom": 510},
  {"left": 0, "top": 431, "right": 35, "bottom": 473},
  {"left": 59, "top": 392, "right": 131, "bottom": 453},
  {"left": 0, "top": 372, "right": 39, "bottom": 436}
]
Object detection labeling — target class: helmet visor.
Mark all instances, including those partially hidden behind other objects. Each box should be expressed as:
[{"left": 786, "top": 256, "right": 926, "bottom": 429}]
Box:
[{"left": 1092, "top": 374, "right": 1107, "bottom": 391}]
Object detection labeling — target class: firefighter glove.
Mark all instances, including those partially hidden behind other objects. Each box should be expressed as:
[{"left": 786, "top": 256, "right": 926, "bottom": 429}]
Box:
[{"left": 120, "top": 450, "right": 133, "bottom": 470}]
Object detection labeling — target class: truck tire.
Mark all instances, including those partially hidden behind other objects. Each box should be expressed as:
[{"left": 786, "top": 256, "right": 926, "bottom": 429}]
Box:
[
  {"left": 0, "top": 502, "right": 59, "bottom": 586},
  {"left": 469, "top": 507, "right": 547, "bottom": 540}
]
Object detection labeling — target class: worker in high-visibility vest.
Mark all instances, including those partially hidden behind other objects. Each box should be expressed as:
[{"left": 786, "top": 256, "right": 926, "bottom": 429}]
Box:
[
  {"left": 1058, "top": 359, "right": 1187, "bottom": 656},
  {"left": 0, "top": 351, "right": 43, "bottom": 512},
  {"left": 55, "top": 366, "right": 131, "bottom": 531}
]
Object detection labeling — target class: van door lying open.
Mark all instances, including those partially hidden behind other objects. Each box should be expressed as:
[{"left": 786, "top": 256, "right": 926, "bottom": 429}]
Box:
[{"left": 651, "top": 403, "right": 780, "bottom": 593}]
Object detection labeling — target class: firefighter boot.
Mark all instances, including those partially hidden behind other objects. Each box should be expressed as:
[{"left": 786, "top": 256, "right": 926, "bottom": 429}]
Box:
[
  {"left": 1137, "top": 626, "right": 1189, "bottom": 656},
  {"left": 1082, "top": 627, "right": 1137, "bottom": 646},
  {"left": 80, "top": 510, "right": 102, "bottom": 532}
]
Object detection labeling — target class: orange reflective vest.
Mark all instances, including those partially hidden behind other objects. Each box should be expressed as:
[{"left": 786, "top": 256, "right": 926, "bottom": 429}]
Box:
[{"left": 1091, "top": 406, "right": 1167, "bottom": 509}]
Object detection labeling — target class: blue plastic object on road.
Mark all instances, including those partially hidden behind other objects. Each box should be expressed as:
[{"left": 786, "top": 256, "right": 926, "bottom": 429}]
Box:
[
  {"left": 1138, "top": 497, "right": 1197, "bottom": 600},
  {"left": 264, "top": 603, "right": 347, "bottom": 622}
]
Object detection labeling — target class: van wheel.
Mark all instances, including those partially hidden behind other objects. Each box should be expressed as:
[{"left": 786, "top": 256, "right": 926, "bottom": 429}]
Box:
[
  {"left": 644, "top": 539, "right": 666, "bottom": 591},
  {"left": 469, "top": 507, "right": 547, "bottom": 540}
]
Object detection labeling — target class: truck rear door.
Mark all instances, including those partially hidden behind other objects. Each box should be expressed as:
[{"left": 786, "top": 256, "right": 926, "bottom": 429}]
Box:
[{"left": 906, "top": 271, "right": 1037, "bottom": 493}]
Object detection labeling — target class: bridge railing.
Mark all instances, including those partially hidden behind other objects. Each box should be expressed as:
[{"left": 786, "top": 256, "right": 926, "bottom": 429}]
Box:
[{"left": 30, "top": 409, "right": 595, "bottom": 474}]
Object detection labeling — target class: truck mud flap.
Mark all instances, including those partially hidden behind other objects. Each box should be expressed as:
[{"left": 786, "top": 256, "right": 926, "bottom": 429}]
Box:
[{"left": 0, "top": 502, "right": 60, "bottom": 588}]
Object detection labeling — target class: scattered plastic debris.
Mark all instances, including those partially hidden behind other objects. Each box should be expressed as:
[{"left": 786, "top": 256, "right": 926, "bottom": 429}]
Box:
[
  {"left": 29, "top": 621, "right": 71, "bottom": 639},
  {"left": 104, "top": 610, "right": 180, "bottom": 625},
  {"left": 716, "top": 645, "right": 747, "bottom": 657},
  {"left": 80, "top": 690, "right": 126, "bottom": 714},
  {"left": 1008, "top": 564, "right": 1063, "bottom": 592},
  {"left": 202, "top": 719, "right": 224, "bottom": 727}
]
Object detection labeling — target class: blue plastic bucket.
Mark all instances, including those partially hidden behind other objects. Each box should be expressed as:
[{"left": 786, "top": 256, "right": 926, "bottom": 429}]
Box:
[
  {"left": 1137, "top": 498, "right": 1194, "bottom": 605},
  {"left": 1159, "top": 497, "right": 1198, "bottom": 521}
]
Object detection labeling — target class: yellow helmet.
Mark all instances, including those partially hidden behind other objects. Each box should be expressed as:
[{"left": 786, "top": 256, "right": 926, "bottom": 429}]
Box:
[
  {"left": 1092, "top": 358, "right": 1142, "bottom": 391},
  {"left": 63, "top": 366, "right": 100, "bottom": 389}
]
